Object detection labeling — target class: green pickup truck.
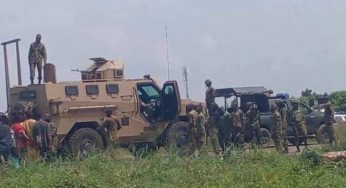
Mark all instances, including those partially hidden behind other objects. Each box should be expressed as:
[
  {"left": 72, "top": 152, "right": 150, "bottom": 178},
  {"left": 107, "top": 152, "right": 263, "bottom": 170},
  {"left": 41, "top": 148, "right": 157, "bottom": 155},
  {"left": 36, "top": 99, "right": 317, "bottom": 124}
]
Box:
[{"left": 215, "top": 87, "right": 329, "bottom": 146}]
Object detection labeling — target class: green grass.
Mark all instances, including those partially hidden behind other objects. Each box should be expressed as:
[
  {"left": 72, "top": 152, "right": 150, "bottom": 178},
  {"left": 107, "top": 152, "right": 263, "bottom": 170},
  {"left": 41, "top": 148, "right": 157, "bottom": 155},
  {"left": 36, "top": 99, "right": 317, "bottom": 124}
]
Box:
[
  {"left": 1, "top": 149, "right": 346, "bottom": 188},
  {"left": 1, "top": 124, "right": 346, "bottom": 188}
]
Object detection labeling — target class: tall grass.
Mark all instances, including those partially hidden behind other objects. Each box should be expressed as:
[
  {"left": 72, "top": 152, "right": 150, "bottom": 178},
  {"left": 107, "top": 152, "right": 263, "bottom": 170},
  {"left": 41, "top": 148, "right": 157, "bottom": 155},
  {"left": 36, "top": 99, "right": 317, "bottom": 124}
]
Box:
[{"left": 1, "top": 149, "right": 346, "bottom": 188}]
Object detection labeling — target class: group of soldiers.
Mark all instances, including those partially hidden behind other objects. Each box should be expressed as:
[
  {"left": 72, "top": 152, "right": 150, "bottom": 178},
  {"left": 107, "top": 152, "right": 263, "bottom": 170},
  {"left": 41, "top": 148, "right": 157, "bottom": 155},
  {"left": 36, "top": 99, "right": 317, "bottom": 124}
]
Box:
[{"left": 187, "top": 79, "right": 338, "bottom": 156}]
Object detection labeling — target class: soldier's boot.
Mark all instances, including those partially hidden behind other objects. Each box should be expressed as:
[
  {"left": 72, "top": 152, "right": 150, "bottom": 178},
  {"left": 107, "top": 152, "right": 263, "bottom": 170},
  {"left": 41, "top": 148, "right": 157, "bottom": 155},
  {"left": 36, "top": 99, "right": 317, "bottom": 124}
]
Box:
[
  {"left": 30, "top": 79, "right": 34, "bottom": 85},
  {"left": 296, "top": 145, "right": 301, "bottom": 153},
  {"left": 283, "top": 147, "right": 289, "bottom": 154},
  {"left": 303, "top": 135, "right": 308, "bottom": 149},
  {"left": 38, "top": 79, "right": 41, "bottom": 84}
]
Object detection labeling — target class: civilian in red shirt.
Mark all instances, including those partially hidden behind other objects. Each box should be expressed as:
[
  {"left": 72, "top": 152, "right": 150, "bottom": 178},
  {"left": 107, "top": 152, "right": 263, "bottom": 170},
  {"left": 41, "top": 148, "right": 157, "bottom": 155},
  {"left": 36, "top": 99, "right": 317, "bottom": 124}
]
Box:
[{"left": 11, "top": 114, "right": 30, "bottom": 160}]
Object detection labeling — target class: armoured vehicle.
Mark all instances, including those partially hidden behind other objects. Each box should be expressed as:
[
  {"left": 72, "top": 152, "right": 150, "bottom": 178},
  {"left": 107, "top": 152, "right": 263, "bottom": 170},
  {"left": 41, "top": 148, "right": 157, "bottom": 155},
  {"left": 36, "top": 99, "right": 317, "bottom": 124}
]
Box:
[
  {"left": 8, "top": 57, "right": 193, "bottom": 155},
  {"left": 215, "top": 87, "right": 328, "bottom": 146}
]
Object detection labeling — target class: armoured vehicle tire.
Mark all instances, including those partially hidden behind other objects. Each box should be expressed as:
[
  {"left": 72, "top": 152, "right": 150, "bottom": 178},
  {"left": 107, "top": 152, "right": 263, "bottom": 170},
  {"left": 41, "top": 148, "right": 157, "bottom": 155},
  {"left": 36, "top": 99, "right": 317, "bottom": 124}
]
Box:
[
  {"left": 68, "top": 128, "right": 104, "bottom": 158},
  {"left": 316, "top": 124, "right": 331, "bottom": 144},
  {"left": 165, "top": 121, "right": 192, "bottom": 156},
  {"left": 259, "top": 128, "right": 271, "bottom": 147}
]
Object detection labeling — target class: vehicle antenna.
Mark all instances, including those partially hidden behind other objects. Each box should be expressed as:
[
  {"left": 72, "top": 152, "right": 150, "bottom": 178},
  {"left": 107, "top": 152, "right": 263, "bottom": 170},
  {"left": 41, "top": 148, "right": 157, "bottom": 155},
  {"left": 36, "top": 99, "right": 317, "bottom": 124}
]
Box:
[
  {"left": 183, "top": 66, "right": 189, "bottom": 99},
  {"left": 165, "top": 26, "right": 171, "bottom": 80}
]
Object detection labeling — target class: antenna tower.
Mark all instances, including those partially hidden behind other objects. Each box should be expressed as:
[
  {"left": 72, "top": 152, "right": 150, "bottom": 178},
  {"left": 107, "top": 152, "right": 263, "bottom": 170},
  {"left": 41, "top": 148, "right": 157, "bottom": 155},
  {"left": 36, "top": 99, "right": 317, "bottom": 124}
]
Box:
[
  {"left": 183, "top": 66, "right": 189, "bottom": 99},
  {"left": 165, "top": 26, "right": 171, "bottom": 80}
]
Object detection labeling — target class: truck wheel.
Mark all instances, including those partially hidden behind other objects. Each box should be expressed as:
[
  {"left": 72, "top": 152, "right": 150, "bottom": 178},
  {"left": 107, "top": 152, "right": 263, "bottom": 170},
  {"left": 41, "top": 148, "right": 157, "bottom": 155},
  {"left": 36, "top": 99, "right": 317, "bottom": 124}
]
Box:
[
  {"left": 165, "top": 121, "right": 192, "bottom": 156},
  {"left": 316, "top": 124, "right": 330, "bottom": 144},
  {"left": 68, "top": 128, "right": 104, "bottom": 158},
  {"left": 259, "top": 128, "right": 271, "bottom": 147}
]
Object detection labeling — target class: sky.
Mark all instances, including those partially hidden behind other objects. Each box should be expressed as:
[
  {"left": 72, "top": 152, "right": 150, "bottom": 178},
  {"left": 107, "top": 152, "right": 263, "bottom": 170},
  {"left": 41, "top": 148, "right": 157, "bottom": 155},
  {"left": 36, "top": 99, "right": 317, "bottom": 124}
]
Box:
[{"left": 1, "top": 0, "right": 346, "bottom": 111}]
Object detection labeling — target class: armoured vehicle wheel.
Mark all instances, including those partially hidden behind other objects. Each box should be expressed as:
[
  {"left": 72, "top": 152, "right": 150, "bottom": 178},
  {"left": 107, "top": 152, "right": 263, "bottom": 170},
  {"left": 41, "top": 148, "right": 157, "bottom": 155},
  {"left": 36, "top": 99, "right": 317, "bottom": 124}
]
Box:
[
  {"left": 68, "top": 128, "right": 104, "bottom": 158},
  {"left": 316, "top": 124, "right": 331, "bottom": 144},
  {"left": 165, "top": 121, "right": 192, "bottom": 156},
  {"left": 259, "top": 128, "right": 271, "bottom": 147}
]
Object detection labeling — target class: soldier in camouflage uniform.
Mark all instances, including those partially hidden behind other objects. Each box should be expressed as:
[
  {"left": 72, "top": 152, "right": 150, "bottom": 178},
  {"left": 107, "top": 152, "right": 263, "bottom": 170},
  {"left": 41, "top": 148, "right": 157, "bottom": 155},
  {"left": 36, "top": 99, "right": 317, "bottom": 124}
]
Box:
[
  {"left": 324, "top": 102, "right": 338, "bottom": 145},
  {"left": 244, "top": 102, "right": 261, "bottom": 146},
  {"left": 207, "top": 103, "right": 221, "bottom": 155},
  {"left": 28, "top": 34, "right": 47, "bottom": 85},
  {"left": 288, "top": 100, "right": 308, "bottom": 152},
  {"left": 101, "top": 110, "right": 121, "bottom": 147},
  {"left": 218, "top": 107, "right": 232, "bottom": 152},
  {"left": 205, "top": 79, "right": 215, "bottom": 115},
  {"left": 187, "top": 104, "right": 198, "bottom": 154},
  {"left": 195, "top": 104, "right": 207, "bottom": 153},
  {"left": 276, "top": 100, "right": 289, "bottom": 154},
  {"left": 270, "top": 103, "right": 283, "bottom": 152},
  {"left": 230, "top": 103, "right": 245, "bottom": 147}
]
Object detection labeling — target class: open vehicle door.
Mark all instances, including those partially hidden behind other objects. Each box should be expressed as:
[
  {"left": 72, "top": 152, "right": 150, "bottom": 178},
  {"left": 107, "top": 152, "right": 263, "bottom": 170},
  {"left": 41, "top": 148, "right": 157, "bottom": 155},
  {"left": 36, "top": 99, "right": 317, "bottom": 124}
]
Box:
[{"left": 161, "top": 81, "right": 181, "bottom": 121}]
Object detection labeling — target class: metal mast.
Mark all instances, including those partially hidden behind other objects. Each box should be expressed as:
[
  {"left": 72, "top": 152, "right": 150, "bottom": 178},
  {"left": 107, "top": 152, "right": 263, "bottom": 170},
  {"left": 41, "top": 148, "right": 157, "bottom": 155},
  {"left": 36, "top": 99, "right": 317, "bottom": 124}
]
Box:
[
  {"left": 183, "top": 66, "right": 189, "bottom": 99},
  {"left": 165, "top": 26, "right": 171, "bottom": 80}
]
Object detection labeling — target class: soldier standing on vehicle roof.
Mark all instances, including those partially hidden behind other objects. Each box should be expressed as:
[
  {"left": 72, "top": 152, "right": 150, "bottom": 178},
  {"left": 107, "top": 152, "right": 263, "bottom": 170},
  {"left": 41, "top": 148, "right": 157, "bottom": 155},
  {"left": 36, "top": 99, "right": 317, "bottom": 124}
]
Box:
[
  {"left": 276, "top": 100, "right": 289, "bottom": 154},
  {"left": 28, "top": 34, "right": 47, "bottom": 85},
  {"left": 270, "top": 103, "right": 283, "bottom": 152},
  {"left": 205, "top": 79, "right": 215, "bottom": 115},
  {"left": 288, "top": 100, "right": 308, "bottom": 152},
  {"left": 324, "top": 101, "right": 338, "bottom": 145},
  {"left": 244, "top": 102, "right": 261, "bottom": 146}
]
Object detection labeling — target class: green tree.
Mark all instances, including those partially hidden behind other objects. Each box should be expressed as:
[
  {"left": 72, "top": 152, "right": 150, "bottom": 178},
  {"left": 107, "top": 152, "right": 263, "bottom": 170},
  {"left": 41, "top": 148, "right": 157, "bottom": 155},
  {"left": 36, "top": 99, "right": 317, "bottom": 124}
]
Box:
[{"left": 329, "top": 91, "right": 346, "bottom": 110}]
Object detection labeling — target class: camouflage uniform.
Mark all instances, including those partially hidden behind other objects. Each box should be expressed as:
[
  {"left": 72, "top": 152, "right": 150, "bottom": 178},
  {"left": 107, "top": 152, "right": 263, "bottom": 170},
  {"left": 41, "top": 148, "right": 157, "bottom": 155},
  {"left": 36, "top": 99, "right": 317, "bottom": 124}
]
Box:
[
  {"left": 231, "top": 108, "right": 244, "bottom": 146},
  {"left": 205, "top": 79, "right": 215, "bottom": 115},
  {"left": 288, "top": 104, "right": 308, "bottom": 152},
  {"left": 245, "top": 106, "right": 261, "bottom": 145},
  {"left": 324, "top": 103, "right": 337, "bottom": 145},
  {"left": 278, "top": 107, "right": 289, "bottom": 153},
  {"left": 188, "top": 109, "right": 199, "bottom": 153},
  {"left": 271, "top": 108, "right": 283, "bottom": 152},
  {"left": 102, "top": 115, "right": 121, "bottom": 146},
  {"left": 207, "top": 104, "right": 221, "bottom": 155},
  {"left": 218, "top": 111, "right": 232, "bottom": 151},
  {"left": 49, "top": 122, "right": 58, "bottom": 152},
  {"left": 28, "top": 37, "right": 47, "bottom": 84}
]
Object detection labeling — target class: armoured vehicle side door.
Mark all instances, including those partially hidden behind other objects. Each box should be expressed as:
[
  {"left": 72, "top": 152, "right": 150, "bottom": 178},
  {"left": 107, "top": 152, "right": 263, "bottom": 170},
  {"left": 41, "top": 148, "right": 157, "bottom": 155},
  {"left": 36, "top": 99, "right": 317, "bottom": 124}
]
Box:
[{"left": 161, "top": 81, "right": 181, "bottom": 121}]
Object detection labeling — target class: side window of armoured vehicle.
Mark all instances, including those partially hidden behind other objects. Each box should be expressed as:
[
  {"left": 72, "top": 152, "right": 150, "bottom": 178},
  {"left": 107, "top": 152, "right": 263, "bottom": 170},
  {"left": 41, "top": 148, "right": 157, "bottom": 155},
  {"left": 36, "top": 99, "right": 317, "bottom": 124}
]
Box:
[
  {"left": 65, "top": 85, "right": 79, "bottom": 96},
  {"left": 106, "top": 84, "right": 119, "bottom": 94},
  {"left": 86, "top": 85, "right": 99, "bottom": 95}
]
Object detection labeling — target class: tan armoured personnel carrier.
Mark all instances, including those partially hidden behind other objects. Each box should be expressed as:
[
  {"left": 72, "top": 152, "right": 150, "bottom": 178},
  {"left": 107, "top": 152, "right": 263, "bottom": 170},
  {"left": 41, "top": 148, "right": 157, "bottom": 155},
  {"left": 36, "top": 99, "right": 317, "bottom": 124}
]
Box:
[{"left": 7, "top": 57, "right": 193, "bottom": 156}]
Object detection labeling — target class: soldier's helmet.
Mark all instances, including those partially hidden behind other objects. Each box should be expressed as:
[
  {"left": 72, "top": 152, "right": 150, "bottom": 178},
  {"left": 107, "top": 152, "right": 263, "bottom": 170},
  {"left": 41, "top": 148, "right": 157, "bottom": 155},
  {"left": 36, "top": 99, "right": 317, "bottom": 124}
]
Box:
[
  {"left": 246, "top": 102, "right": 253, "bottom": 109},
  {"left": 186, "top": 103, "right": 195, "bottom": 113},
  {"left": 291, "top": 100, "right": 299, "bottom": 107},
  {"left": 204, "top": 79, "right": 212, "bottom": 86},
  {"left": 276, "top": 100, "right": 285, "bottom": 108},
  {"left": 270, "top": 103, "right": 278, "bottom": 111}
]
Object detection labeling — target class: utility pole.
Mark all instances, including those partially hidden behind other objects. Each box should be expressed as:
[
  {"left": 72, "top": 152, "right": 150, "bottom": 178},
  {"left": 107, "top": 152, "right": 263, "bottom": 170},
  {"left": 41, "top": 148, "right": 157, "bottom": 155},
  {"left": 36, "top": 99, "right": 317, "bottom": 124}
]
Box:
[
  {"left": 183, "top": 66, "right": 189, "bottom": 99},
  {"left": 165, "top": 26, "right": 171, "bottom": 80}
]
